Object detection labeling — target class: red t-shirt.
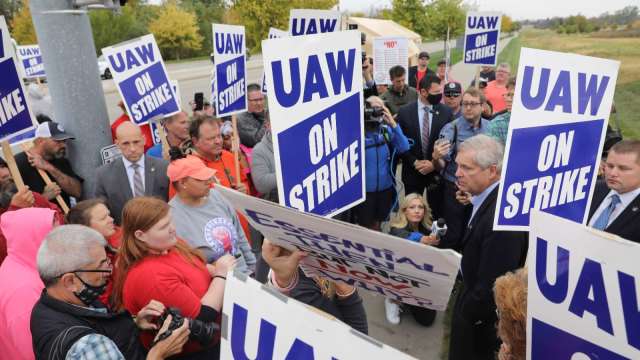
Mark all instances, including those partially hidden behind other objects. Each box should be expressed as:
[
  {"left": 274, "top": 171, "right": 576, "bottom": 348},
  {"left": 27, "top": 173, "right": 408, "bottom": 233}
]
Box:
[
  {"left": 111, "top": 114, "right": 155, "bottom": 152},
  {"left": 484, "top": 80, "right": 508, "bottom": 113},
  {"left": 122, "top": 245, "right": 212, "bottom": 352},
  {"left": 416, "top": 69, "right": 427, "bottom": 90}
]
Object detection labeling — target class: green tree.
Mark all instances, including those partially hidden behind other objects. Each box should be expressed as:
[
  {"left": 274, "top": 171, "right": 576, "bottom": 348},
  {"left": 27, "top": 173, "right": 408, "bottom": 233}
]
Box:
[
  {"left": 424, "top": 0, "right": 466, "bottom": 41},
  {"left": 390, "top": 0, "right": 428, "bottom": 37},
  {"left": 501, "top": 15, "right": 513, "bottom": 33},
  {"left": 0, "top": 0, "right": 22, "bottom": 27},
  {"left": 181, "top": 0, "right": 226, "bottom": 56},
  {"left": 90, "top": 5, "right": 146, "bottom": 55},
  {"left": 10, "top": 0, "right": 36, "bottom": 44},
  {"left": 228, "top": 0, "right": 336, "bottom": 53},
  {"left": 148, "top": 2, "right": 203, "bottom": 60}
]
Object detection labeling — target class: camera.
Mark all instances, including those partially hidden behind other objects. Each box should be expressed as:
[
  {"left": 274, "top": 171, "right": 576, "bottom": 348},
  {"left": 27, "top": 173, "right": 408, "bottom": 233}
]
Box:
[
  {"left": 364, "top": 101, "right": 384, "bottom": 124},
  {"left": 156, "top": 307, "right": 220, "bottom": 346}
]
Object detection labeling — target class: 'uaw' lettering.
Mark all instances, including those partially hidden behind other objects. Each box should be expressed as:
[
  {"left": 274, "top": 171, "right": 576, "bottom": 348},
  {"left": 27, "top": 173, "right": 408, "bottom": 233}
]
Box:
[
  {"left": 215, "top": 33, "right": 243, "bottom": 54},
  {"left": 231, "top": 304, "right": 317, "bottom": 359},
  {"left": 521, "top": 66, "right": 610, "bottom": 116},
  {"left": 535, "top": 237, "right": 640, "bottom": 351},
  {"left": 503, "top": 130, "right": 591, "bottom": 219},
  {"left": 18, "top": 47, "right": 40, "bottom": 57},
  {"left": 108, "top": 42, "right": 155, "bottom": 73},
  {"left": 467, "top": 16, "right": 499, "bottom": 29},
  {"left": 271, "top": 48, "right": 356, "bottom": 108},
  {"left": 291, "top": 17, "right": 337, "bottom": 36},
  {"left": 0, "top": 89, "right": 26, "bottom": 125}
]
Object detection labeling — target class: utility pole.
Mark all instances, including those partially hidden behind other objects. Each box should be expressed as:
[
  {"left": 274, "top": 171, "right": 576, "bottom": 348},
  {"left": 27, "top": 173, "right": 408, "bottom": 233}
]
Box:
[{"left": 29, "top": 0, "right": 112, "bottom": 198}]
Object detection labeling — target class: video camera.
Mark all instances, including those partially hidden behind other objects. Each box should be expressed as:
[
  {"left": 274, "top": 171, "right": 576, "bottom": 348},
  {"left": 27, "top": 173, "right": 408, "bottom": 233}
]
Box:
[
  {"left": 153, "top": 307, "right": 220, "bottom": 347},
  {"left": 364, "top": 101, "right": 384, "bottom": 124}
]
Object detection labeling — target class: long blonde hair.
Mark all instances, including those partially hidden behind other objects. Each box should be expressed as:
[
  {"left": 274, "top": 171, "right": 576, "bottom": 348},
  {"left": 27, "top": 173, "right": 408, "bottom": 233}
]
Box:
[
  {"left": 112, "top": 197, "right": 204, "bottom": 310},
  {"left": 389, "top": 193, "right": 432, "bottom": 230}
]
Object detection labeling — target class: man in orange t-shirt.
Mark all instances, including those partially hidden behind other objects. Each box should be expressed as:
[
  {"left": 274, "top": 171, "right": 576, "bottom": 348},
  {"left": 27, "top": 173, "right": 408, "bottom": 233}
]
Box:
[{"left": 483, "top": 63, "right": 511, "bottom": 114}]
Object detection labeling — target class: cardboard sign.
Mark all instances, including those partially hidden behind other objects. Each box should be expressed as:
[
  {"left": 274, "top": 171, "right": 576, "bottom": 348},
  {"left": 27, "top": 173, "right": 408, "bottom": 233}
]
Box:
[
  {"left": 0, "top": 57, "right": 37, "bottom": 140},
  {"left": 17, "top": 45, "right": 45, "bottom": 79},
  {"left": 100, "top": 144, "right": 122, "bottom": 165},
  {"left": 463, "top": 12, "right": 502, "bottom": 66},
  {"left": 494, "top": 48, "right": 619, "bottom": 231},
  {"left": 217, "top": 186, "right": 462, "bottom": 310},
  {"left": 373, "top": 36, "right": 408, "bottom": 85},
  {"left": 102, "top": 34, "right": 180, "bottom": 125},
  {"left": 262, "top": 30, "right": 365, "bottom": 217},
  {"left": 289, "top": 9, "right": 341, "bottom": 36},
  {"left": 528, "top": 210, "right": 640, "bottom": 359},
  {"left": 221, "top": 271, "right": 417, "bottom": 360},
  {"left": 212, "top": 24, "right": 247, "bottom": 117},
  {"left": 261, "top": 28, "right": 288, "bottom": 94}
]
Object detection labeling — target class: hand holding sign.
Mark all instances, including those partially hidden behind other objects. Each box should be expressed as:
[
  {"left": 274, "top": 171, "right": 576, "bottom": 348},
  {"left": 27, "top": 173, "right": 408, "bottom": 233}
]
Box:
[{"left": 262, "top": 239, "right": 307, "bottom": 287}]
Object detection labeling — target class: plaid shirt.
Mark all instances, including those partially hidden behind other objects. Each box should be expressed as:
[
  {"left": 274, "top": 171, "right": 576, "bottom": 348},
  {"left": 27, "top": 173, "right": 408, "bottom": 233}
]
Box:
[
  {"left": 486, "top": 111, "right": 511, "bottom": 145},
  {"left": 65, "top": 334, "right": 124, "bottom": 360}
]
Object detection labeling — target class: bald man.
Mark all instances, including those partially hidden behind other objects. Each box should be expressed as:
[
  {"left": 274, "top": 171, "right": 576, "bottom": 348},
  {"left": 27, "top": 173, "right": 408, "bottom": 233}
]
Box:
[{"left": 94, "top": 122, "right": 169, "bottom": 224}]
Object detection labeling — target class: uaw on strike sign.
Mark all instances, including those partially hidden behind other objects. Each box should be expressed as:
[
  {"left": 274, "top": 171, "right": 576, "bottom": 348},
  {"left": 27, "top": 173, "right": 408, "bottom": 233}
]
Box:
[
  {"left": 528, "top": 210, "right": 640, "bottom": 359},
  {"left": 463, "top": 12, "right": 501, "bottom": 65},
  {"left": 262, "top": 30, "right": 365, "bottom": 217},
  {"left": 212, "top": 24, "right": 247, "bottom": 117},
  {"left": 102, "top": 34, "right": 180, "bottom": 125},
  {"left": 494, "top": 48, "right": 619, "bottom": 231}
]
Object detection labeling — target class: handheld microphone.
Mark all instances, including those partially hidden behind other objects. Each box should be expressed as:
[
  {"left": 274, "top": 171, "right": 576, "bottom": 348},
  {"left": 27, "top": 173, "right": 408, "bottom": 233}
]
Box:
[{"left": 430, "top": 218, "right": 447, "bottom": 239}]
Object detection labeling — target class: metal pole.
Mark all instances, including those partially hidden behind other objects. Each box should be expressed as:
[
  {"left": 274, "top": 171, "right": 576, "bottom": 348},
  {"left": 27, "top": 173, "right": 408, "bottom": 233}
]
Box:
[{"left": 29, "top": 0, "right": 111, "bottom": 198}]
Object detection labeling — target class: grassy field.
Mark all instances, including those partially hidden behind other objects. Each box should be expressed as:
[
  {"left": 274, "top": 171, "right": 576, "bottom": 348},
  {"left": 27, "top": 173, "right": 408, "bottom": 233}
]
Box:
[{"left": 495, "top": 28, "right": 639, "bottom": 138}]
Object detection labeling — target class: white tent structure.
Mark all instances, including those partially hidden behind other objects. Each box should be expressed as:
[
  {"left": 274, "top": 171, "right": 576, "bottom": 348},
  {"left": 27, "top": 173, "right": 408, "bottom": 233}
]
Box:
[{"left": 346, "top": 17, "right": 423, "bottom": 65}]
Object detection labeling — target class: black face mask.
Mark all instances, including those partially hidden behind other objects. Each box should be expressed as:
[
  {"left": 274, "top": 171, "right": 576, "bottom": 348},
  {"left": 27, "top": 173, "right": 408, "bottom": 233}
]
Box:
[
  {"left": 73, "top": 273, "right": 109, "bottom": 306},
  {"left": 427, "top": 93, "right": 442, "bottom": 105}
]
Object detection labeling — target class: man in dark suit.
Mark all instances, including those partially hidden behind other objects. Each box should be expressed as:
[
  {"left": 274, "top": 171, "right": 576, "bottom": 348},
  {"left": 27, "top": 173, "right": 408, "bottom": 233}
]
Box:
[
  {"left": 448, "top": 134, "right": 528, "bottom": 360},
  {"left": 397, "top": 74, "right": 453, "bottom": 218},
  {"left": 588, "top": 140, "right": 640, "bottom": 242},
  {"left": 94, "top": 122, "right": 169, "bottom": 224}
]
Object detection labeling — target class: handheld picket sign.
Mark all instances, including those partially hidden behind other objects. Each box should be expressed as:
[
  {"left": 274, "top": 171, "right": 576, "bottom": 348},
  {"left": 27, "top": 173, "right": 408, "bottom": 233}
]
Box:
[
  {"left": 170, "top": 80, "right": 181, "bottom": 107},
  {"left": 494, "top": 48, "right": 619, "bottom": 231},
  {"left": 528, "top": 210, "right": 640, "bottom": 359},
  {"left": 17, "top": 45, "right": 46, "bottom": 79},
  {"left": 212, "top": 24, "right": 247, "bottom": 117},
  {"left": 261, "top": 28, "right": 288, "bottom": 94},
  {"left": 0, "top": 16, "right": 14, "bottom": 61},
  {"left": 221, "top": 270, "right": 417, "bottom": 360},
  {"left": 100, "top": 144, "right": 122, "bottom": 165},
  {"left": 289, "top": 9, "right": 341, "bottom": 37},
  {"left": 262, "top": 30, "right": 366, "bottom": 217},
  {"left": 217, "top": 186, "right": 462, "bottom": 310},
  {"left": 102, "top": 34, "right": 180, "bottom": 126},
  {"left": 463, "top": 12, "right": 502, "bottom": 66},
  {"left": 0, "top": 56, "right": 38, "bottom": 141},
  {"left": 373, "top": 36, "right": 408, "bottom": 85}
]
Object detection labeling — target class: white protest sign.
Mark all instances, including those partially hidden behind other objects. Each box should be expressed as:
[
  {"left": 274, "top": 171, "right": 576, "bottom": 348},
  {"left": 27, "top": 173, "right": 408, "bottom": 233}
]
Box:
[
  {"left": 170, "top": 79, "right": 180, "bottom": 108},
  {"left": 17, "top": 45, "right": 45, "bottom": 79},
  {"left": 261, "top": 28, "right": 288, "bottom": 94},
  {"left": 221, "top": 271, "right": 417, "bottom": 360},
  {"left": 289, "top": 9, "right": 341, "bottom": 36},
  {"left": 463, "top": 12, "right": 501, "bottom": 66},
  {"left": 102, "top": 34, "right": 180, "bottom": 126},
  {"left": 373, "top": 36, "right": 408, "bottom": 85},
  {"left": 528, "top": 210, "right": 640, "bottom": 359},
  {"left": 0, "top": 56, "right": 37, "bottom": 140},
  {"left": 262, "top": 30, "right": 366, "bottom": 217},
  {"left": 0, "top": 16, "right": 14, "bottom": 61},
  {"left": 212, "top": 24, "right": 247, "bottom": 117},
  {"left": 494, "top": 48, "right": 619, "bottom": 231},
  {"left": 217, "top": 186, "right": 462, "bottom": 310},
  {"left": 100, "top": 144, "right": 122, "bottom": 165}
]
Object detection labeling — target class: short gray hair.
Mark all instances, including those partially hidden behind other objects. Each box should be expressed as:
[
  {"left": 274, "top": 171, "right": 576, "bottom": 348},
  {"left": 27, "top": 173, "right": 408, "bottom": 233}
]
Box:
[
  {"left": 37, "top": 225, "right": 106, "bottom": 286},
  {"left": 459, "top": 134, "right": 504, "bottom": 172}
]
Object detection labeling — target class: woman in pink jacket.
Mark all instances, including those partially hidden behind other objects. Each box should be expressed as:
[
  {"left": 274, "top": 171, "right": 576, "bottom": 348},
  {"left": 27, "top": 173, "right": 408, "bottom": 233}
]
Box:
[{"left": 0, "top": 208, "right": 57, "bottom": 360}]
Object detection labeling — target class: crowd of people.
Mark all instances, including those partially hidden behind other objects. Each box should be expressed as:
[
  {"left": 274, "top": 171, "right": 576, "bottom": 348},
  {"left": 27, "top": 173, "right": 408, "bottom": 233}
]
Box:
[{"left": 0, "top": 47, "right": 637, "bottom": 360}]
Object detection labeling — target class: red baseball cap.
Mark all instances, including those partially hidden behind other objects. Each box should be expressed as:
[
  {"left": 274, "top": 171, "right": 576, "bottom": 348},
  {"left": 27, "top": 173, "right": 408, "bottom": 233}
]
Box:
[{"left": 167, "top": 156, "right": 216, "bottom": 182}]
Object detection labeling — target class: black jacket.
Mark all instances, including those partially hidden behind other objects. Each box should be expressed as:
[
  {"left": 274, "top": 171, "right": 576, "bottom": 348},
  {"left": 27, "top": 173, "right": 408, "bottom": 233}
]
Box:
[
  {"left": 408, "top": 66, "right": 436, "bottom": 89},
  {"left": 31, "top": 290, "right": 146, "bottom": 360},
  {"left": 397, "top": 101, "right": 454, "bottom": 187},
  {"left": 457, "top": 186, "right": 528, "bottom": 324},
  {"left": 588, "top": 181, "right": 640, "bottom": 243}
]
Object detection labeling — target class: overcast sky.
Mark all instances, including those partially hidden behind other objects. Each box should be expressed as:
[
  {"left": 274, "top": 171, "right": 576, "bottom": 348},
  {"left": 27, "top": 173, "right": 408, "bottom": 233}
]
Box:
[{"left": 339, "top": 0, "right": 637, "bottom": 21}]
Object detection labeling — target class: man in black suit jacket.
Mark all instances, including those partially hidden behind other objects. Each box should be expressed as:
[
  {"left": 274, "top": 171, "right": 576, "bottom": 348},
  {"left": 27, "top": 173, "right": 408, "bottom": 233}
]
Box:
[
  {"left": 448, "top": 135, "right": 528, "bottom": 360},
  {"left": 94, "top": 122, "right": 169, "bottom": 224},
  {"left": 588, "top": 140, "right": 640, "bottom": 242},
  {"left": 398, "top": 74, "right": 453, "bottom": 218}
]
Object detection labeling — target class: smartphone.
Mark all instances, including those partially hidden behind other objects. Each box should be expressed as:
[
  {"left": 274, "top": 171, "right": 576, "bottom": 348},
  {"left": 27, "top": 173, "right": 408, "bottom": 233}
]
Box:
[{"left": 194, "top": 92, "right": 204, "bottom": 111}]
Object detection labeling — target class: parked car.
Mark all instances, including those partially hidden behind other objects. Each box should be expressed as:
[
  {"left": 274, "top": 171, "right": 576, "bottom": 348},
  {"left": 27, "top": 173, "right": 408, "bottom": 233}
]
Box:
[{"left": 98, "top": 55, "right": 111, "bottom": 79}]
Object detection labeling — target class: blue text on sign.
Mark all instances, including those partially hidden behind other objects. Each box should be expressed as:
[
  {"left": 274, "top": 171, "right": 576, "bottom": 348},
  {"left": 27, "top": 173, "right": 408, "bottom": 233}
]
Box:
[
  {"left": 215, "top": 33, "right": 243, "bottom": 55},
  {"left": 108, "top": 42, "right": 155, "bottom": 72},
  {"left": 291, "top": 17, "right": 338, "bottom": 36},
  {"left": 467, "top": 16, "right": 500, "bottom": 30}
]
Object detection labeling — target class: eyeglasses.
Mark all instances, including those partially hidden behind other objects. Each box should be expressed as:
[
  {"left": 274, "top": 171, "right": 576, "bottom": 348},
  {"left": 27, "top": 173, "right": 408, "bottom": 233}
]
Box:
[
  {"left": 53, "top": 256, "right": 112, "bottom": 279},
  {"left": 248, "top": 98, "right": 264, "bottom": 102},
  {"left": 462, "top": 102, "right": 482, "bottom": 107}
]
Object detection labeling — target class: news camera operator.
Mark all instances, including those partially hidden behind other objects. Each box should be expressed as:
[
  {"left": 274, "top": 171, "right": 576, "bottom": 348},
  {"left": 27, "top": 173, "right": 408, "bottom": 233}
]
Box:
[{"left": 352, "top": 96, "right": 410, "bottom": 230}]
